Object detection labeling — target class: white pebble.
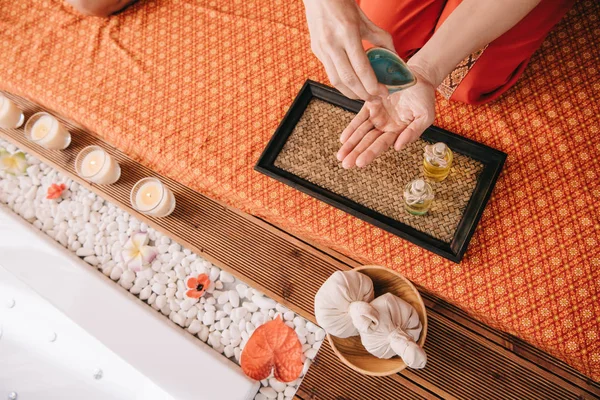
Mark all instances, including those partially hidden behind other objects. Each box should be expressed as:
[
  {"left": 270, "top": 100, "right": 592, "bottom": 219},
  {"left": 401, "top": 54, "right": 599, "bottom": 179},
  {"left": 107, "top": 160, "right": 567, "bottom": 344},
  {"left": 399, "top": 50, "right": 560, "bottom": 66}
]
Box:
[
  {"left": 121, "top": 270, "right": 135, "bottom": 284},
  {"left": 243, "top": 302, "right": 258, "bottom": 313},
  {"left": 199, "top": 326, "right": 209, "bottom": 342},
  {"left": 293, "top": 317, "right": 305, "bottom": 328},
  {"left": 152, "top": 283, "right": 166, "bottom": 295},
  {"left": 219, "top": 271, "right": 235, "bottom": 283},
  {"left": 110, "top": 267, "right": 123, "bottom": 281},
  {"left": 231, "top": 307, "right": 248, "bottom": 323},
  {"left": 203, "top": 310, "right": 215, "bottom": 326},
  {"left": 260, "top": 387, "right": 277, "bottom": 399},
  {"left": 252, "top": 295, "right": 276, "bottom": 310},
  {"left": 269, "top": 378, "right": 287, "bottom": 393},
  {"left": 76, "top": 248, "right": 94, "bottom": 257},
  {"left": 139, "top": 285, "right": 152, "bottom": 300},
  {"left": 218, "top": 294, "right": 229, "bottom": 305},
  {"left": 284, "top": 387, "right": 296, "bottom": 397},
  {"left": 228, "top": 290, "right": 240, "bottom": 308},
  {"left": 83, "top": 255, "right": 99, "bottom": 266},
  {"left": 224, "top": 345, "right": 234, "bottom": 358},
  {"left": 283, "top": 311, "right": 294, "bottom": 321},
  {"left": 156, "top": 295, "right": 167, "bottom": 309},
  {"left": 315, "top": 329, "right": 325, "bottom": 342},
  {"left": 301, "top": 348, "right": 317, "bottom": 362},
  {"left": 209, "top": 266, "right": 220, "bottom": 282},
  {"left": 236, "top": 284, "right": 248, "bottom": 299}
]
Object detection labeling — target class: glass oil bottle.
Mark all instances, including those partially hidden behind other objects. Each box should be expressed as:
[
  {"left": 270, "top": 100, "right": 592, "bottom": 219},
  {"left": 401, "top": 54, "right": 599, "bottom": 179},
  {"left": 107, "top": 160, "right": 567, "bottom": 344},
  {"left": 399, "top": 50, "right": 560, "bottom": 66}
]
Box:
[
  {"left": 403, "top": 179, "right": 434, "bottom": 215},
  {"left": 423, "top": 142, "right": 453, "bottom": 182}
]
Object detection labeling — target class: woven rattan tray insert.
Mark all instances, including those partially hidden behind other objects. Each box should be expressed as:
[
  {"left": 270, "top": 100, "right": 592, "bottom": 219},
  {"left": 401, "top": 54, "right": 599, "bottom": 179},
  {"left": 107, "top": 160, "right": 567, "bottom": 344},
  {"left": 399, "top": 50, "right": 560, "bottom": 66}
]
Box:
[{"left": 274, "top": 99, "right": 483, "bottom": 243}]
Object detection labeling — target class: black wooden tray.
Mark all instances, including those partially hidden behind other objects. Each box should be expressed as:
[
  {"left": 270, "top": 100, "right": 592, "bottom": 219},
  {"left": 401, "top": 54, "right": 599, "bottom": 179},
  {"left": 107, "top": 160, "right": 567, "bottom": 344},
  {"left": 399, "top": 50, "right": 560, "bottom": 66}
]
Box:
[{"left": 255, "top": 80, "right": 506, "bottom": 262}]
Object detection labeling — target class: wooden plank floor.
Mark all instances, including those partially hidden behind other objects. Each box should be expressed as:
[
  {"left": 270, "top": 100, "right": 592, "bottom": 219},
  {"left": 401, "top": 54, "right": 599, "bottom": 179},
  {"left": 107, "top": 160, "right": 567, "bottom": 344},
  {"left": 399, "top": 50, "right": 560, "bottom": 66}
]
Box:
[{"left": 1, "top": 92, "right": 599, "bottom": 399}]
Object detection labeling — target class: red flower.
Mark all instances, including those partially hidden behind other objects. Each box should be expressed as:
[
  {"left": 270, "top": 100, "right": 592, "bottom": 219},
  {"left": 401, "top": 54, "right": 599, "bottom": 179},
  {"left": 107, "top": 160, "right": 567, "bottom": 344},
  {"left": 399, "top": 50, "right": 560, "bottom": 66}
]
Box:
[
  {"left": 185, "top": 273, "right": 211, "bottom": 299},
  {"left": 47, "top": 183, "right": 67, "bottom": 200}
]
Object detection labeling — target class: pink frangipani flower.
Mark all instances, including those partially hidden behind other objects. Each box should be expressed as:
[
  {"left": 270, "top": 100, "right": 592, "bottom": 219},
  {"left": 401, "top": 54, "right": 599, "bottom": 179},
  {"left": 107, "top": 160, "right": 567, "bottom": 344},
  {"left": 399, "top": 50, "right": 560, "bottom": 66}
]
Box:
[{"left": 121, "top": 231, "right": 157, "bottom": 272}]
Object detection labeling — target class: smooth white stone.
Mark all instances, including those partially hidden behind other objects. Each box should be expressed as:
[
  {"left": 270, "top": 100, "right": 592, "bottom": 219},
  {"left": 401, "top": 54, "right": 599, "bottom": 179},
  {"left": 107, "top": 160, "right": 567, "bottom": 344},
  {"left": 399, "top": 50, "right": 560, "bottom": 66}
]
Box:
[
  {"left": 154, "top": 273, "right": 169, "bottom": 284},
  {"left": 186, "top": 306, "right": 198, "bottom": 319},
  {"left": 218, "top": 293, "right": 229, "bottom": 305},
  {"left": 260, "top": 387, "right": 277, "bottom": 399},
  {"left": 306, "top": 333, "right": 315, "bottom": 345},
  {"left": 252, "top": 295, "right": 276, "bottom": 310},
  {"left": 315, "top": 329, "right": 325, "bottom": 342},
  {"left": 231, "top": 307, "right": 248, "bottom": 323},
  {"left": 255, "top": 394, "right": 267, "bottom": 400},
  {"left": 236, "top": 284, "right": 248, "bottom": 299},
  {"left": 283, "top": 311, "right": 294, "bottom": 321},
  {"left": 134, "top": 277, "right": 148, "bottom": 288},
  {"left": 295, "top": 326, "right": 308, "bottom": 337},
  {"left": 298, "top": 335, "right": 307, "bottom": 345},
  {"left": 152, "top": 283, "right": 167, "bottom": 295},
  {"left": 209, "top": 266, "right": 220, "bottom": 282},
  {"left": 304, "top": 348, "right": 318, "bottom": 359},
  {"left": 306, "top": 322, "right": 318, "bottom": 333},
  {"left": 223, "top": 303, "right": 233, "bottom": 314},
  {"left": 293, "top": 317, "right": 306, "bottom": 328},
  {"left": 219, "top": 271, "right": 235, "bottom": 283},
  {"left": 228, "top": 290, "right": 240, "bottom": 308},
  {"left": 83, "top": 255, "right": 99, "bottom": 266},
  {"left": 120, "top": 280, "right": 134, "bottom": 290},
  {"left": 121, "top": 270, "right": 135, "bottom": 284},
  {"left": 165, "top": 287, "right": 177, "bottom": 298},
  {"left": 224, "top": 345, "right": 234, "bottom": 358},
  {"left": 245, "top": 322, "right": 255, "bottom": 336},
  {"left": 180, "top": 299, "right": 194, "bottom": 312},
  {"left": 242, "top": 302, "right": 259, "bottom": 313},
  {"left": 110, "top": 267, "right": 123, "bottom": 281},
  {"left": 156, "top": 295, "right": 167, "bottom": 309},
  {"left": 284, "top": 387, "right": 296, "bottom": 397},
  {"left": 234, "top": 347, "right": 242, "bottom": 362},
  {"left": 269, "top": 379, "right": 287, "bottom": 393},
  {"left": 215, "top": 281, "right": 224, "bottom": 290},
  {"left": 199, "top": 326, "right": 209, "bottom": 342},
  {"left": 76, "top": 247, "right": 94, "bottom": 257},
  {"left": 220, "top": 317, "right": 231, "bottom": 330},
  {"left": 216, "top": 310, "right": 227, "bottom": 321},
  {"left": 188, "top": 319, "right": 202, "bottom": 335},
  {"left": 203, "top": 310, "right": 215, "bottom": 326}
]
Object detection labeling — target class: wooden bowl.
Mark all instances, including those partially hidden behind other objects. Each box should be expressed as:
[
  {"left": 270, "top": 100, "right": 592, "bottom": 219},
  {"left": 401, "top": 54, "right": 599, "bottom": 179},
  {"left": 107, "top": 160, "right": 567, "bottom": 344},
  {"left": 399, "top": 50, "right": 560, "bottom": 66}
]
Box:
[{"left": 327, "top": 265, "right": 427, "bottom": 376}]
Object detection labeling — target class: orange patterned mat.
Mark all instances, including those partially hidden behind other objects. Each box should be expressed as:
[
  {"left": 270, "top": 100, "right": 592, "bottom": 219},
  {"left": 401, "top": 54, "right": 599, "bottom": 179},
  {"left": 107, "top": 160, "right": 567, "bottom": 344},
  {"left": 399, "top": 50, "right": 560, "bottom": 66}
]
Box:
[{"left": 0, "top": 0, "right": 598, "bottom": 380}]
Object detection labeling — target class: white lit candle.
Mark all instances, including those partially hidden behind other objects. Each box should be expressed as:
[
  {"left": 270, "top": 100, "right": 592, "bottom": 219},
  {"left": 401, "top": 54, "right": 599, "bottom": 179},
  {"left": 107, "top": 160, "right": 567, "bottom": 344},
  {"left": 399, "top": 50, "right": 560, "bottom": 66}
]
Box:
[
  {"left": 25, "top": 112, "right": 71, "bottom": 150},
  {"left": 0, "top": 94, "right": 25, "bottom": 129},
  {"left": 131, "top": 178, "right": 176, "bottom": 217},
  {"left": 75, "top": 146, "right": 121, "bottom": 185}
]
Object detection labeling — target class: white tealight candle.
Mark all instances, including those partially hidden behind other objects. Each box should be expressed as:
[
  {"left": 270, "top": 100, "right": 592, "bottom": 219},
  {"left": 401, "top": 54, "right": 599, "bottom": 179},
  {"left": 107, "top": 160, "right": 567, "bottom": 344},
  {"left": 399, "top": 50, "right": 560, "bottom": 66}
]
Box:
[
  {"left": 0, "top": 94, "right": 25, "bottom": 129},
  {"left": 75, "top": 146, "right": 121, "bottom": 185},
  {"left": 131, "top": 178, "right": 176, "bottom": 217},
  {"left": 25, "top": 112, "right": 71, "bottom": 150}
]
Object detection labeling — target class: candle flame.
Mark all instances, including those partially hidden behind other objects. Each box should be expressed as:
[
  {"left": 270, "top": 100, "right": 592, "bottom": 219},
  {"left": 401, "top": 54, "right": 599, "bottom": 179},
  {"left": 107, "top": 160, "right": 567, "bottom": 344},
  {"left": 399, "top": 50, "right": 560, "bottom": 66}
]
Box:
[{"left": 146, "top": 192, "right": 152, "bottom": 198}]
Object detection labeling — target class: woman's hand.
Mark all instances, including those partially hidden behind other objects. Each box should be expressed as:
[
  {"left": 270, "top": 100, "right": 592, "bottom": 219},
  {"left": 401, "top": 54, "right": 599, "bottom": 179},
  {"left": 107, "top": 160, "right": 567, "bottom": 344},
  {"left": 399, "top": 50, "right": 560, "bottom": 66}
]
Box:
[
  {"left": 337, "top": 69, "right": 436, "bottom": 169},
  {"left": 303, "top": 0, "right": 396, "bottom": 100}
]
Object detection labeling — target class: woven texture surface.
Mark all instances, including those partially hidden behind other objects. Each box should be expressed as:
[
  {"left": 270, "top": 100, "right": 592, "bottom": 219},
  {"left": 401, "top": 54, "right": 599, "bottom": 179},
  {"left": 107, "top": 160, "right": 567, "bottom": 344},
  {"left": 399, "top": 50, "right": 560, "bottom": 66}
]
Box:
[
  {"left": 0, "top": 0, "right": 598, "bottom": 381},
  {"left": 274, "top": 99, "right": 482, "bottom": 243}
]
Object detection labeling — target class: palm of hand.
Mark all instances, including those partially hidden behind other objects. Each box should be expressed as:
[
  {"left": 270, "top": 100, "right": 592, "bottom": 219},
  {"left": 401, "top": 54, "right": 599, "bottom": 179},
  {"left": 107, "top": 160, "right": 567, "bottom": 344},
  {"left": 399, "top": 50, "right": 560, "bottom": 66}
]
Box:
[{"left": 337, "top": 77, "right": 436, "bottom": 169}]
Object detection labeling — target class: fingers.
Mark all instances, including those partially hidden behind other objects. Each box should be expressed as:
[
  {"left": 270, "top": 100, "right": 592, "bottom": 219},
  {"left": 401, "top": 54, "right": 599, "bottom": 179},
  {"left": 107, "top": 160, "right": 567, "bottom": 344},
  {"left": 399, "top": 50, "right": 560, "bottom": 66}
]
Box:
[
  {"left": 328, "top": 46, "right": 372, "bottom": 100},
  {"left": 356, "top": 131, "right": 398, "bottom": 168},
  {"left": 394, "top": 115, "right": 430, "bottom": 151},
  {"left": 340, "top": 105, "right": 369, "bottom": 144},
  {"left": 320, "top": 53, "right": 357, "bottom": 99},
  {"left": 341, "top": 128, "right": 383, "bottom": 169},
  {"left": 345, "top": 31, "right": 380, "bottom": 97},
  {"left": 337, "top": 119, "right": 374, "bottom": 162}
]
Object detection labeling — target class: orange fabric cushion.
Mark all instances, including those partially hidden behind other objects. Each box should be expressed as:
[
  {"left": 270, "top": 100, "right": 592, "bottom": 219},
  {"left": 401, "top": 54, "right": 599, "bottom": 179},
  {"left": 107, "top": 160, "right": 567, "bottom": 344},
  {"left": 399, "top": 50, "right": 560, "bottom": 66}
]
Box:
[{"left": 0, "top": 0, "right": 598, "bottom": 380}]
